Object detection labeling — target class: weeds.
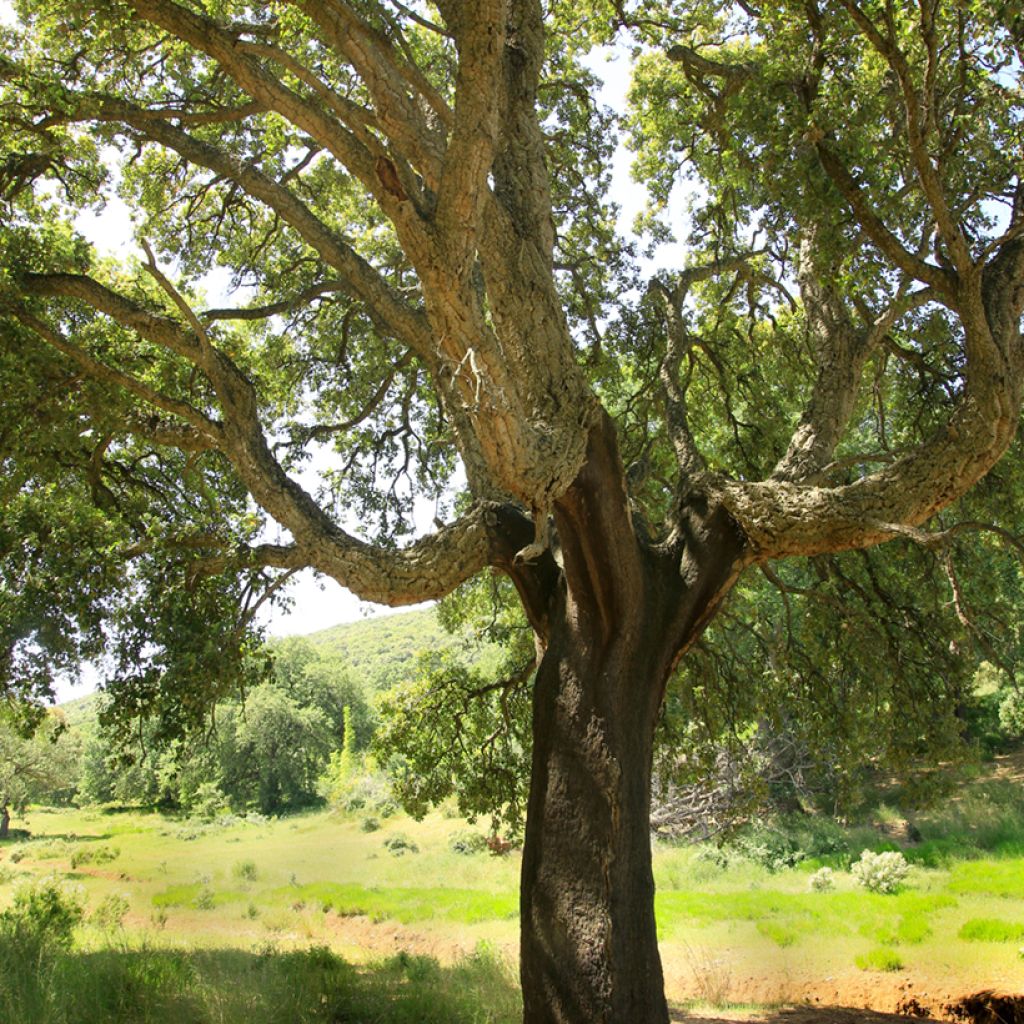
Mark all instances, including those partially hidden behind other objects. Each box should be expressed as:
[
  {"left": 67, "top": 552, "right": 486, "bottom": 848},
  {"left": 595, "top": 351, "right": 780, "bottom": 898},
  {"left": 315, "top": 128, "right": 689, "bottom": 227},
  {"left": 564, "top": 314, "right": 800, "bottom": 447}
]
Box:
[{"left": 682, "top": 943, "right": 732, "bottom": 1007}]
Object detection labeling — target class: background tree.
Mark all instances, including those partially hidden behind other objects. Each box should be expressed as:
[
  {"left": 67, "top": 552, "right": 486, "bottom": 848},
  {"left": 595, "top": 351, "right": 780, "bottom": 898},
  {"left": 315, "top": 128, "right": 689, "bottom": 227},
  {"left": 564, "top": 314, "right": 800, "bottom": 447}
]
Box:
[
  {"left": 1, "top": 2, "right": 1023, "bottom": 1022},
  {"left": 0, "top": 712, "right": 77, "bottom": 838}
]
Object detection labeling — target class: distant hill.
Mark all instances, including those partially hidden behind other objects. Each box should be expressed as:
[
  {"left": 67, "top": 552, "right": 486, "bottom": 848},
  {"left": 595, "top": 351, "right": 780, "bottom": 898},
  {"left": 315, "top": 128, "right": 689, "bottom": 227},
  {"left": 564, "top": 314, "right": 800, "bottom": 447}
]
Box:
[
  {"left": 56, "top": 690, "right": 103, "bottom": 730},
  {"left": 59, "top": 607, "right": 498, "bottom": 720},
  {"left": 299, "top": 606, "right": 499, "bottom": 691}
]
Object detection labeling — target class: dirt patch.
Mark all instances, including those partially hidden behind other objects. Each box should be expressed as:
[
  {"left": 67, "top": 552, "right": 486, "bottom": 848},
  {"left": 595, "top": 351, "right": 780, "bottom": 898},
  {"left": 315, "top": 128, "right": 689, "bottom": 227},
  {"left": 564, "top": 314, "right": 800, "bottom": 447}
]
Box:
[
  {"left": 674, "top": 1010, "right": 941, "bottom": 1024},
  {"left": 318, "top": 913, "right": 1020, "bottom": 1023},
  {"left": 989, "top": 750, "right": 1024, "bottom": 786},
  {"left": 944, "top": 992, "right": 1024, "bottom": 1024},
  {"left": 675, "top": 995, "right": 1024, "bottom": 1024}
]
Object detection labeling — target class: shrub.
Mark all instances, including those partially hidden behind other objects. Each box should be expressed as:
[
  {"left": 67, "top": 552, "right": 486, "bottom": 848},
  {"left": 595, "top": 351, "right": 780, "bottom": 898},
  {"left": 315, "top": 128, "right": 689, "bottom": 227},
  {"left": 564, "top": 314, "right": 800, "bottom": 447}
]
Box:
[
  {"left": 999, "top": 689, "right": 1024, "bottom": 738},
  {"left": 190, "top": 781, "right": 230, "bottom": 821},
  {"left": 809, "top": 867, "right": 835, "bottom": 892},
  {"left": 851, "top": 850, "right": 909, "bottom": 894},
  {"left": 70, "top": 843, "right": 120, "bottom": 868},
  {"left": 232, "top": 859, "right": 259, "bottom": 882},
  {"left": 360, "top": 816, "right": 381, "bottom": 833},
  {"left": 193, "top": 887, "right": 216, "bottom": 910},
  {"left": 0, "top": 876, "right": 84, "bottom": 951},
  {"left": 449, "top": 829, "right": 489, "bottom": 855},
  {"left": 90, "top": 893, "right": 130, "bottom": 931},
  {"left": 383, "top": 833, "right": 419, "bottom": 856}
]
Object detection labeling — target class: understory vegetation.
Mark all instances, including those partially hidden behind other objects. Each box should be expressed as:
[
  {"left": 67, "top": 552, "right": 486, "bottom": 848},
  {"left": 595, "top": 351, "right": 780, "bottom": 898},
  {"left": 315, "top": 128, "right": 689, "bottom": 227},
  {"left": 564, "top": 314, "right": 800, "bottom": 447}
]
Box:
[
  {"left": 3, "top": 755, "right": 1024, "bottom": 1019},
  {"left": 4, "top": 609, "right": 1024, "bottom": 1017}
]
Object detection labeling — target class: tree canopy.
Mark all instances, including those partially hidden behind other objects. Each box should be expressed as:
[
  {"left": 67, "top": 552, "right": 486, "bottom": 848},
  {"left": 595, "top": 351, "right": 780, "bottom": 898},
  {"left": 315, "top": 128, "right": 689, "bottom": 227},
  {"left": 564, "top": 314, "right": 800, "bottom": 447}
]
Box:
[{"left": 1, "top": 2, "right": 1022, "bottom": 1022}]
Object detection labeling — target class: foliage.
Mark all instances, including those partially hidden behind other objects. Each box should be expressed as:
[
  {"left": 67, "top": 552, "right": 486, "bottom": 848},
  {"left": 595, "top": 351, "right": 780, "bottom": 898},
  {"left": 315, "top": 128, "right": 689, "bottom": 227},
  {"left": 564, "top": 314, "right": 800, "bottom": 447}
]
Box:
[
  {"left": 69, "top": 843, "right": 119, "bottom": 868},
  {"left": 809, "top": 867, "right": 835, "bottom": 893},
  {"left": 375, "top": 587, "right": 535, "bottom": 835},
  {"left": 0, "top": 712, "right": 79, "bottom": 830},
  {"left": 999, "top": 689, "right": 1024, "bottom": 739},
  {"left": 0, "top": 876, "right": 84, "bottom": 952},
  {"left": 1, "top": 0, "right": 1023, "bottom": 1011},
  {"left": 90, "top": 893, "right": 130, "bottom": 932},
  {"left": 851, "top": 851, "right": 910, "bottom": 895}
]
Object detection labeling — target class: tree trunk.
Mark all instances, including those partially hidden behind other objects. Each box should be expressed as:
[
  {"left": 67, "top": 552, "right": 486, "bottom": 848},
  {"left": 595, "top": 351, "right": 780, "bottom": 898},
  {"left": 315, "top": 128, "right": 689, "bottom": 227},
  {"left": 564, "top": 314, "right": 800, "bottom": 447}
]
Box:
[
  {"left": 520, "top": 618, "right": 672, "bottom": 1024},
  {"left": 0, "top": 804, "right": 9, "bottom": 840},
  {"left": 512, "top": 414, "right": 748, "bottom": 1024}
]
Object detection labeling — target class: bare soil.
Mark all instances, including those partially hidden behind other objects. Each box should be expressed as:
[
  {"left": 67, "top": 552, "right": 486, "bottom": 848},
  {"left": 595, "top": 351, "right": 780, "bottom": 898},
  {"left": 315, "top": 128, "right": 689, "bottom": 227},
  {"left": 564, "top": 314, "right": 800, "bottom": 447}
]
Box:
[{"left": 318, "top": 911, "right": 1020, "bottom": 1023}]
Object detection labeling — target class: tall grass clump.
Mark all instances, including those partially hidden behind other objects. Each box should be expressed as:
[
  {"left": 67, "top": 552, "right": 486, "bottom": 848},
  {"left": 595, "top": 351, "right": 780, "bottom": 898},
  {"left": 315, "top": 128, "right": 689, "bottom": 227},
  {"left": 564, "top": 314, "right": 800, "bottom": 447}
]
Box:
[{"left": 957, "top": 918, "right": 1024, "bottom": 942}]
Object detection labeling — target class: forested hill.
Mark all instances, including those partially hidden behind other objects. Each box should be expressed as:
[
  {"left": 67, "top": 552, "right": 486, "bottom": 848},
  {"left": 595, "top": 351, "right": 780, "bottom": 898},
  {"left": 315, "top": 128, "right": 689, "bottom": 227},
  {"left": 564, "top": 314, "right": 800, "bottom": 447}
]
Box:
[
  {"left": 298, "top": 607, "right": 500, "bottom": 692},
  {"left": 59, "top": 606, "right": 495, "bottom": 723}
]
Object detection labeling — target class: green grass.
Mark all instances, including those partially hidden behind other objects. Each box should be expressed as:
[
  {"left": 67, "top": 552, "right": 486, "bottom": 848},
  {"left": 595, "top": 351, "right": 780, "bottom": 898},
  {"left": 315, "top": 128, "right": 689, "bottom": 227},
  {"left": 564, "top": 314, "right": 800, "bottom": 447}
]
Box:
[
  {"left": 5, "top": 801, "right": 1024, "bottom": 1010},
  {"left": 957, "top": 917, "right": 1024, "bottom": 942},
  {"left": 947, "top": 858, "right": 1024, "bottom": 898},
  {"left": 152, "top": 884, "right": 248, "bottom": 910},
  {"left": 0, "top": 937, "right": 520, "bottom": 1024},
  {"left": 855, "top": 947, "right": 904, "bottom": 972},
  {"left": 278, "top": 881, "right": 518, "bottom": 925}
]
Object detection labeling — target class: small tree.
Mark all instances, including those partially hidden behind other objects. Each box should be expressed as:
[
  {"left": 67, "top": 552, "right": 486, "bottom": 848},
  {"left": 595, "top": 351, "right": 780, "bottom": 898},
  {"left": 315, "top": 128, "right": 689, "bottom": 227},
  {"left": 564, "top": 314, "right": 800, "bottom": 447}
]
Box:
[{"left": 0, "top": 715, "right": 76, "bottom": 838}]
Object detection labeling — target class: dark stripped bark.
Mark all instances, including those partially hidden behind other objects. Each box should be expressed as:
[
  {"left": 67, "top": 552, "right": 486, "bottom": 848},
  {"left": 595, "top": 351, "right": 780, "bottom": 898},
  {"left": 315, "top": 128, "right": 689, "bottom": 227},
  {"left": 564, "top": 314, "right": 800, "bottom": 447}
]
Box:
[{"left": 514, "top": 416, "right": 747, "bottom": 1024}]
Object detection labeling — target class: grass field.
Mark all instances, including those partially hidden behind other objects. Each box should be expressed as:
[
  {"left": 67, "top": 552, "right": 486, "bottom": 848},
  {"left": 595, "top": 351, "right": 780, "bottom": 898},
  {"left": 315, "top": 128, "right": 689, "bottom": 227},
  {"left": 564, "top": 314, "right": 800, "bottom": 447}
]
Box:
[{"left": 2, "top": 797, "right": 1024, "bottom": 1021}]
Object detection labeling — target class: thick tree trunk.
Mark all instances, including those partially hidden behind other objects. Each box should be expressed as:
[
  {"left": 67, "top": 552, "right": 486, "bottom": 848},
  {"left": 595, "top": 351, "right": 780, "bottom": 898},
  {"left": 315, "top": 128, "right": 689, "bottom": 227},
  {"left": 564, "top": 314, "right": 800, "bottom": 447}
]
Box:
[
  {"left": 0, "top": 804, "right": 9, "bottom": 840},
  {"left": 511, "top": 414, "right": 748, "bottom": 1024},
  {"left": 520, "top": 619, "right": 673, "bottom": 1024}
]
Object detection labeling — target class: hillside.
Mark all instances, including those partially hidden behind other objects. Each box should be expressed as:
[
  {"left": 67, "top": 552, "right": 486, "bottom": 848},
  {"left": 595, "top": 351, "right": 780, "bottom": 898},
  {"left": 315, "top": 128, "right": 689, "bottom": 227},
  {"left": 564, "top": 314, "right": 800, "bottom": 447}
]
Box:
[
  {"left": 58, "top": 606, "right": 497, "bottom": 723},
  {"left": 300, "top": 606, "right": 499, "bottom": 692}
]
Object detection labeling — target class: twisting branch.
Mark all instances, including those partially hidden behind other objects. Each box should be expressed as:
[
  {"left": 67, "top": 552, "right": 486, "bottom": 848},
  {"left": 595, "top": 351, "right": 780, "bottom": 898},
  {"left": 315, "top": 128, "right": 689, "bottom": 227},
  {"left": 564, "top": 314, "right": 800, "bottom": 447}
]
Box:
[
  {"left": 942, "top": 548, "right": 1015, "bottom": 679},
  {"left": 811, "top": 137, "right": 957, "bottom": 298}
]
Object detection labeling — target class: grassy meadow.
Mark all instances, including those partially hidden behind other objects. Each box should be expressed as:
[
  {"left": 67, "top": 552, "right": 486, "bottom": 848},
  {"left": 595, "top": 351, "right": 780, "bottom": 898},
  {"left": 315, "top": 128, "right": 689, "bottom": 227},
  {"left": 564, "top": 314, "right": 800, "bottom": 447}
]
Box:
[{"left": 3, "top": 776, "right": 1024, "bottom": 1023}]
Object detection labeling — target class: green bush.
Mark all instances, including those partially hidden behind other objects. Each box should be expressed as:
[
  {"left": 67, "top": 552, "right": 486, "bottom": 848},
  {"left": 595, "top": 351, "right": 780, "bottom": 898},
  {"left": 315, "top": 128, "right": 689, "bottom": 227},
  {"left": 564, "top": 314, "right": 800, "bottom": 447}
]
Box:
[
  {"left": 360, "top": 816, "right": 381, "bottom": 833},
  {"left": 70, "top": 844, "right": 120, "bottom": 868},
  {"left": 232, "top": 859, "right": 259, "bottom": 882},
  {"left": 193, "top": 887, "right": 216, "bottom": 911},
  {"left": 0, "top": 876, "right": 84, "bottom": 951},
  {"left": 449, "top": 830, "right": 489, "bottom": 855},
  {"left": 809, "top": 867, "right": 835, "bottom": 892},
  {"left": 91, "top": 893, "right": 130, "bottom": 931},
  {"left": 999, "top": 689, "right": 1024, "bottom": 738},
  {"left": 383, "top": 833, "right": 419, "bottom": 856}
]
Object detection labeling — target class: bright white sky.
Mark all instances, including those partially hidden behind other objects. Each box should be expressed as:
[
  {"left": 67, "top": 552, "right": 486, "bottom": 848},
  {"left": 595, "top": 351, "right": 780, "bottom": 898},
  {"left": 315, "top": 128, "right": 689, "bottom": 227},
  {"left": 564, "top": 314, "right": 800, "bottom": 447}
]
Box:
[{"left": 1, "top": 5, "right": 687, "bottom": 698}]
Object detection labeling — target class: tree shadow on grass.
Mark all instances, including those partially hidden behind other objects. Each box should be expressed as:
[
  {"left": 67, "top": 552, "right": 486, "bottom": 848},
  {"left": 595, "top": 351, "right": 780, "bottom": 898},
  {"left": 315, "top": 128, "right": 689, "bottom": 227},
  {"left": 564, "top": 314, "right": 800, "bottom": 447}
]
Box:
[{"left": 0, "top": 940, "right": 522, "bottom": 1024}]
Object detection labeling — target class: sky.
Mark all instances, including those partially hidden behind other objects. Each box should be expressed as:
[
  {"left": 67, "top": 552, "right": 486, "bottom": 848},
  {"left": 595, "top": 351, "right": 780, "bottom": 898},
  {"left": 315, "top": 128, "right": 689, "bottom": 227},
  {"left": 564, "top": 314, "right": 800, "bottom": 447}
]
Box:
[{"left": 2, "top": 7, "right": 686, "bottom": 697}]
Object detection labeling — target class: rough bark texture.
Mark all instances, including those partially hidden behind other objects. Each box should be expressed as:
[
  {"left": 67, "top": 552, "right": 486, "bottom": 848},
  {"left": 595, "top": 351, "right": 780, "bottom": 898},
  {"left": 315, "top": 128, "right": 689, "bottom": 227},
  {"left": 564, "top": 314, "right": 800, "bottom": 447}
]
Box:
[{"left": 512, "top": 416, "right": 747, "bottom": 1024}]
